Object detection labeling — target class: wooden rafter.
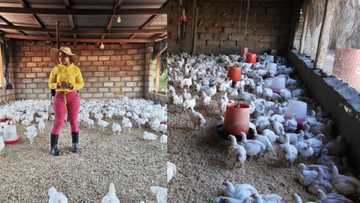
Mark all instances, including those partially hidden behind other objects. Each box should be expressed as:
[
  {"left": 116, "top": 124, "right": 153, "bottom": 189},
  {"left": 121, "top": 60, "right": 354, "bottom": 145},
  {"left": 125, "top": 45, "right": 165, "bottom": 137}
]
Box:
[
  {"left": 5, "top": 33, "right": 156, "bottom": 43},
  {"left": 0, "top": 24, "right": 166, "bottom": 34},
  {"left": 129, "top": 14, "right": 159, "bottom": 40},
  {"left": 0, "top": 7, "right": 164, "bottom": 15},
  {"left": 64, "top": 0, "right": 77, "bottom": 40},
  {"left": 100, "top": 0, "right": 122, "bottom": 41},
  {"left": 20, "top": 0, "right": 51, "bottom": 37},
  {"left": 0, "top": 15, "right": 27, "bottom": 35}
]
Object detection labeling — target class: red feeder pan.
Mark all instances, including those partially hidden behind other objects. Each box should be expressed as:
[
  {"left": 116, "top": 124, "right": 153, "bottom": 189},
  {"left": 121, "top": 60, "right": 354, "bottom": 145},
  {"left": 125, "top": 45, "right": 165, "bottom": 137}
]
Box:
[
  {"left": 246, "top": 53, "right": 257, "bottom": 64},
  {"left": 227, "top": 64, "right": 242, "bottom": 81},
  {"left": 4, "top": 137, "right": 21, "bottom": 145}
]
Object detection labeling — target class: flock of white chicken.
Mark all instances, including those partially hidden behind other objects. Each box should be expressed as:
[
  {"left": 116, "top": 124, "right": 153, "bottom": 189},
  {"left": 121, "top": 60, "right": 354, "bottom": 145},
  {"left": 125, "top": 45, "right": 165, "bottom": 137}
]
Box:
[
  {"left": 0, "top": 97, "right": 167, "bottom": 146},
  {"left": 0, "top": 97, "right": 167, "bottom": 203},
  {"left": 48, "top": 182, "right": 167, "bottom": 203},
  {"left": 167, "top": 53, "right": 359, "bottom": 202}
]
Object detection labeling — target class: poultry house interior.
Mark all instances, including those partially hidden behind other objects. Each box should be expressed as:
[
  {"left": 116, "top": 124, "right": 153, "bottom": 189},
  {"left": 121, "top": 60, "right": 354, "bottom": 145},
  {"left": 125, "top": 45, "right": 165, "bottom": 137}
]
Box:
[
  {"left": 166, "top": 0, "right": 360, "bottom": 202},
  {"left": 0, "top": 0, "right": 360, "bottom": 202}
]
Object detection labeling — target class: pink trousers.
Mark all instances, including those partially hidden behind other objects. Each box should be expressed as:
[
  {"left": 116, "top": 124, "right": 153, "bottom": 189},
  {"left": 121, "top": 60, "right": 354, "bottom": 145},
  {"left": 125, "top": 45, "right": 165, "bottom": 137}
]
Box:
[{"left": 51, "top": 91, "right": 80, "bottom": 135}]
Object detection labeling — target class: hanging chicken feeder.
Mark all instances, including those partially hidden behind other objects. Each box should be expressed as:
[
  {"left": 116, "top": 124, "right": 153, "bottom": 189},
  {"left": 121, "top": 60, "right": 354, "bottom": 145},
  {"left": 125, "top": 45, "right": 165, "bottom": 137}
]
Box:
[
  {"left": 223, "top": 101, "right": 251, "bottom": 138},
  {"left": 246, "top": 53, "right": 256, "bottom": 64},
  {"left": 227, "top": 64, "right": 241, "bottom": 81},
  {"left": 285, "top": 100, "right": 307, "bottom": 124}
]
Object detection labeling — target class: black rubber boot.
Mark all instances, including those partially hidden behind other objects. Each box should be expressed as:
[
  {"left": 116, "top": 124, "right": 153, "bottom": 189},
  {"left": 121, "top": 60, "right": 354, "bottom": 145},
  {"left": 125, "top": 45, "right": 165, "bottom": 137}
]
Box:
[
  {"left": 71, "top": 132, "right": 80, "bottom": 153},
  {"left": 50, "top": 134, "right": 60, "bottom": 156}
]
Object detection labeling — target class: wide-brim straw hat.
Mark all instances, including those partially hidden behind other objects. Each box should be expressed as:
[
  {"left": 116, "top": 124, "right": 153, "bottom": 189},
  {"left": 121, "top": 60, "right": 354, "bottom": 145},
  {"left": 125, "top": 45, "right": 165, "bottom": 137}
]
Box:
[{"left": 50, "top": 46, "right": 79, "bottom": 65}]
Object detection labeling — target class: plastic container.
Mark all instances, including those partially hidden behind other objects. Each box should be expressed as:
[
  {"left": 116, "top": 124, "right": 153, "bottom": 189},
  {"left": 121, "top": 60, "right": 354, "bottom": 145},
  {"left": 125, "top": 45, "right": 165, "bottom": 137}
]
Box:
[
  {"left": 4, "top": 125, "right": 20, "bottom": 145},
  {"left": 224, "top": 101, "right": 250, "bottom": 137},
  {"left": 267, "top": 55, "right": 275, "bottom": 63},
  {"left": 227, "top": 64, "right": 242, "bottom": 81},
  {"left": 271, "top": 76, "right": 286, "bottom": 93},
  {"left": 264, "top": 78, "right": 273, "bottom": 88},
  {"left": 267, "top": 62, "right": 277, "bottom": 71},
  {"left": 285, "top": 100, "right": 307, "bottom": 124},
  {"left": 246, "top": 53, "right": 257, "bottom": 64}
]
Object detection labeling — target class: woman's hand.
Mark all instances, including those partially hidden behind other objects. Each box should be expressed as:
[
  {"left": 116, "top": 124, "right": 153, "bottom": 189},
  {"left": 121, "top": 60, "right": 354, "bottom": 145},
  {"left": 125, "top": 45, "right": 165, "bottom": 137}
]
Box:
[{"left": 57, "top": 82, "right": 73, "bottom": 89}]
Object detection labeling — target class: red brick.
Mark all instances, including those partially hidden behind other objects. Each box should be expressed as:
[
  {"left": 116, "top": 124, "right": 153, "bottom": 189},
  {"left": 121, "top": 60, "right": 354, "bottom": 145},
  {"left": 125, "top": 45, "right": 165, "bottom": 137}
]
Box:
[
  {"left": 132, "top": 65, "right": 143, "bottom": 71},
  {"left": 32, "top": 57, "right": 42, "bottom": 62},
  {"left": 26, "top": 73, "right": 36, "bottom": 78},
  {"left": 122, "top": 55, "right": 132, "bottom": 60},
  {"left": 88, "top": 88, "right": 98, "bottom": 92},
  {"left": 104, "top": 82, "right": 114, "bottom": 87},
  {"left": 87, "top": 77, "right": 98, "bottom": 82},
  {"left": 97, "top": 66, "right": 108, "bottom": 72},
  {"left": 126, "top": 82, "right": 137, "bottom": 87},
  {"left": 111, "top": 56, "right": 122, "bottom": 60},
  {"left": 37, "top": 72, "right": 47, "bottom": 77},
  {"left": 99, "top": 56, "right": 110, "bottom": 61},
  {"left": 99, "top": 87, "right": 109, "bottom": 92},
  {"left": 80, "top": 61, "right": 92, "bottom": 66},
  {"left": 17, "top": 73, "right": 25, "bottom": 78},
  {"left": 87, "top": 56, "right": 98, "bottom": 61},
  {"left": 98, "top": 77, "right": 109, "bottom": 82},
  {"left": 94, "top": 72, "right": 104, "bottom": 77},
  {"left": 122, "top": 87, "right": 132, "bottom": 92},
  {"left": 93, "top": 93, "right": 103, "bottom": 98},
  {"left": 92, "top": 61, "right": 103, "bottom": 66},
  {"left": 79, "top": 56, "right": 87, "bottom": 61},
  {"left": 127, "top": 49, "right": 138, "bottom": 54},
  {"left": 104, "top": 50, "right": 114, "bottom": 55},
  {"left": 104, "top": 92, "right": 114, "bottom": 97},
  {"left": 32, "top": 67, "right": 42, "bottom": 72},
  {"left": 26, "top": 62, "right": 37, "bottom": 67}
]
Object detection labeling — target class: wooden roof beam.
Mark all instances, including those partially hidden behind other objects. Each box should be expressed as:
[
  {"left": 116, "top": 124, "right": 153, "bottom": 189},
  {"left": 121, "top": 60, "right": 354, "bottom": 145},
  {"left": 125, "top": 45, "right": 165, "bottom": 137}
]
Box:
[
  {"left": 0, "top": 24, "right": 167, "bottom": 34},
  {"left": 64, "top": 0, "right": 77, "bottom": 41},
  {"left": 20, "top": 0, "right": 51, "bottom": 37},
  {"left": 0, "top": 15, "right": 26, "bottom": 35},
  {"left": 100, "top": 0, "right": 122, "bottom": 41},
  {"left": 0, "top": 7, "right": 164, "bottom": 15},
  {"left": 129, "top": 14, "right": 159, "bottom": 39},
  {"left": 5, "top": 33, "right": 155, "bottom": 43}
]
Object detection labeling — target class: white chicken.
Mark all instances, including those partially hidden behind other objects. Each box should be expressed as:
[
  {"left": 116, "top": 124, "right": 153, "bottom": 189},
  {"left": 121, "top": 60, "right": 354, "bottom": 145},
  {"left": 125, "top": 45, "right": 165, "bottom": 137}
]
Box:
[
  {"left": 223, "top": 180, "right": 258, "bottom": 201},
  {"left": 240, "top": 132, "right": 266, "bottom": 157},
  {"left": 111, "top": 123, "right": 122, "bottom": 135},
  {"left": 150, "top": 186, "right": 167, "bottom": 203},
  {"left": 121, "top": 117, "right": 133, "bottom": 132},
  {"left": 220, "top": 92, "right": 229, "bottom": 113},
  {"left": 279, "top": 133, "right": 298, "bottom": 167},
  {"left": 143, "top": 131, "right": 158, "bottom": 140},
  {"left": 228, "top": 135, "right": 246, "bottom": 167},
  {"left": 201, "top": 91, "right": 211, "bottom": 106},
  {"left": 101, "top": 183, "right": 120, "bottom": 203},
  {"left": 48, "top": 186, "right": 68, "bottom": 203},
  {"left": 98, "top": 119, "right": 110, "bottom": 131},
  {"left": 167, "top": 161, "right": 176, "bottom": 182}
]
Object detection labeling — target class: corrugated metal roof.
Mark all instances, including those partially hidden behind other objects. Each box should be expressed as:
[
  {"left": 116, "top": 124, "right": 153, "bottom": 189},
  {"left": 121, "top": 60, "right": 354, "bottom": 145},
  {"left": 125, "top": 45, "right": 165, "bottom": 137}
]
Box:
[{"left": 0, "top": 0, "right": 167, "bottom": 43}]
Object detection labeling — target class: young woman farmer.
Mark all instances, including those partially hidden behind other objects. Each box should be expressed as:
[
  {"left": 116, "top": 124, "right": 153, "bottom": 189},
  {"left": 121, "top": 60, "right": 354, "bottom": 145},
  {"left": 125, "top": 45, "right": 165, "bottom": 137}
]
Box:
[{"left": 48, "top": 47, "right": 84, "bottom": 156}]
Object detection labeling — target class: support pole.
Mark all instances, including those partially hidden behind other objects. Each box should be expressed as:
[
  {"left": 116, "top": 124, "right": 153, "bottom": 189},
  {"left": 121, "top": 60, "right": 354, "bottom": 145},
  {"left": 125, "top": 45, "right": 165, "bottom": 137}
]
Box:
[{"left": 315, "top": 0, "right": 335, "bottom": 69}]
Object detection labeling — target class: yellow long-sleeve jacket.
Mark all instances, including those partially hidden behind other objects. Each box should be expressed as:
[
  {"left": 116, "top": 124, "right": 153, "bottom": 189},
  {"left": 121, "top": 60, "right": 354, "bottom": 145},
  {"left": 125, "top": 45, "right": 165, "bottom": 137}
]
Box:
[{"left": 48, "top": 63, "right": 84, "bottom": 93}]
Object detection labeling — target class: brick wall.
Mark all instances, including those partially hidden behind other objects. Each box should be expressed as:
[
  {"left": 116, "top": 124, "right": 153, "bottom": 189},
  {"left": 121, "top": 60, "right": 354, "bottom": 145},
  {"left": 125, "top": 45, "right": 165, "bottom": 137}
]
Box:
[
  {"left": 9, "top": 40, "right": 150, "bottom": 100},
  {"left": 167, "top": 0, "right": 293, "bottom": 55}
]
